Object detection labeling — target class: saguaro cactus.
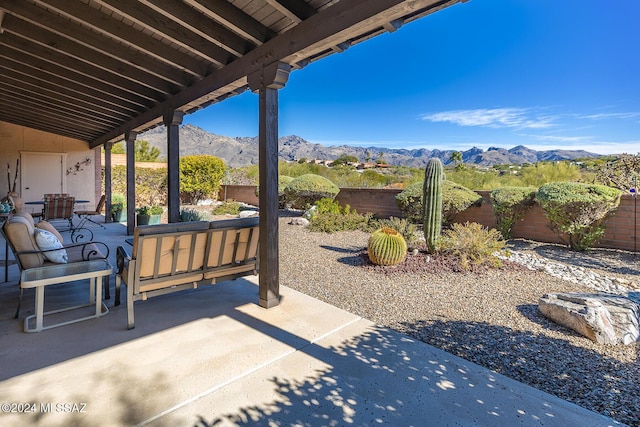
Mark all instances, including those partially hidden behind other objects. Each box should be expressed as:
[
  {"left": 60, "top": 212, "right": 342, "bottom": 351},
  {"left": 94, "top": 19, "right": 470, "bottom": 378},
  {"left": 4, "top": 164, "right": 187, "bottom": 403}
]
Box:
[{"left": 423, "top": 158, "right": 444, "bottom": 253}]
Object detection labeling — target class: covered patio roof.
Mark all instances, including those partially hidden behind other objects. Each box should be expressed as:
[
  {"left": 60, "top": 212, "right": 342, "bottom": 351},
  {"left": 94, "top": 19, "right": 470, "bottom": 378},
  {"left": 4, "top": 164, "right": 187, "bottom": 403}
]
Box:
[
  {"left": 0, "top": 0, "right": 465, "bottom": 147},
  {"left": 1, "top": 0, "right": 468, "bottom": 309}
]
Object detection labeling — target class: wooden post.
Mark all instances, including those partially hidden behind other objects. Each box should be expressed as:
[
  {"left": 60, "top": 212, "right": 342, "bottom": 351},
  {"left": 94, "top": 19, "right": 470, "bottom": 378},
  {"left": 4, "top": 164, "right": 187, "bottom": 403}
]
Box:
[
  {"left": 248, "top": 62, "right": 290, "bottom": 309},
  {"left": 104, "top": 142, "right": 113, "bottom": 223},
  {"left": 164, "top": 110, "right": 184, "bottom": 223},
  {"left": 125, "top": 131, "right": 137, "bottom": 235}
]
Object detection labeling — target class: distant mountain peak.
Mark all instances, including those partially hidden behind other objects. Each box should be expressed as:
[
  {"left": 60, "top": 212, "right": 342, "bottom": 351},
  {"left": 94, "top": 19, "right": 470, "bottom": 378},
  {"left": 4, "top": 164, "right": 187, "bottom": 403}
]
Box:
[{"left": 137, "top": 125, "right": 601, "bottom": 168}]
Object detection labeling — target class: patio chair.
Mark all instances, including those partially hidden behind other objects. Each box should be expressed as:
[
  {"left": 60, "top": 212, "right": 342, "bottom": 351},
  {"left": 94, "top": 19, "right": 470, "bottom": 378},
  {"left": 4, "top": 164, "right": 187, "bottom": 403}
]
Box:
[
  {"left": 43, "top": 195, "right": 75, "bottom": 230},
  {"left": 31, "top": 193, "right": 69, "bottom": 220},
  {"left": 75, "top": 195, "right": 106, "bottom": 229}
]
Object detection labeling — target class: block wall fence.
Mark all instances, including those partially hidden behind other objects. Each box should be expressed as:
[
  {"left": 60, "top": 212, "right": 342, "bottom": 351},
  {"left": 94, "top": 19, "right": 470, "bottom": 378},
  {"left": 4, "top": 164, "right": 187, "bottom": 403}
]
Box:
[{"left": 219, "top": 185, "right": 640, "bottom": 252}]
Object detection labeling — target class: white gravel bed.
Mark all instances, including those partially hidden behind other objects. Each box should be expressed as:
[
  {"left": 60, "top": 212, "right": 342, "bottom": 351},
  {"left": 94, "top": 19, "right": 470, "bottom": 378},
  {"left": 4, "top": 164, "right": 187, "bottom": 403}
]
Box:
[{"left": 278, "top": 218, "right": 640, "bottom": 426}]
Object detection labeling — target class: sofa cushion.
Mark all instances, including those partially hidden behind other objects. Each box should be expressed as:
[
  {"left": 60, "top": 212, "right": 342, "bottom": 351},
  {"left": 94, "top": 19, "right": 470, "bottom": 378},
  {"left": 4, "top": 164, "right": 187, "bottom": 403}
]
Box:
[
  {"left": 132, "top": 221, "right": 209, "bottom": 254},
  {"left": 35, "top": 220, "right": 64, "bottom": 243},
  {"left": 34, "top": 228, "right": 68, "bottom": 263}
]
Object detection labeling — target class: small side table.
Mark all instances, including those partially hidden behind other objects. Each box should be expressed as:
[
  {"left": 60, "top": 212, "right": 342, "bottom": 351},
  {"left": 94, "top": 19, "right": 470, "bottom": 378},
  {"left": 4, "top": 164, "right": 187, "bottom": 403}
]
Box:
[{"left": 20, "top": 259, "right": 113, "bottom": 332}]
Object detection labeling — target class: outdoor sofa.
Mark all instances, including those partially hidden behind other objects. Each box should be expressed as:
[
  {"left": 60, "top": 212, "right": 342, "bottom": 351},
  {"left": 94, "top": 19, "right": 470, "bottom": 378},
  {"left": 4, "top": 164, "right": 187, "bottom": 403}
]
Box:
[{"left": 115, "top": 216, "right": 260, "bottom": 329}]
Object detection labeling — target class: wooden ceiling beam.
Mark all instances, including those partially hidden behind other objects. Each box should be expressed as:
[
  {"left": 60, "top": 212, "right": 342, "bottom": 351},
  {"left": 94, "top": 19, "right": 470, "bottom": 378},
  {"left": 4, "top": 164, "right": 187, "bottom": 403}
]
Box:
[
  {"left": 0, "top": 31, "right": 165, "bottom": 104},
  {"left": 266, "top": 0, "right": 317, "bottom": 23},
  {"left": 186, "top": 0, "right": 276, "bottom": 45},
  {"left": 1, "top": 15, "right": 178, "bottom": 97},
  {"left": 0, "top": 110, "right": 99, "bottom": 141},
  {"left": 0, "top": 91, "right": 112, "bottom": 134},
  {"left": 35, "top": 0, "right": 209, "bottom": 79},
  {"left": 0, "top": 45, "right": 149, "bottom": 112},
  {"left": 93, "top": 0, "right": 235, "bottom": 67},
  {"left": 2, "top": 0, "right": 193, "bottom": 88},
  {"left": 141, "top": 0, "right": 255, "bottom": 57},
  {"left": 0, "top": 70, "right": 133, "bottom": 122}
]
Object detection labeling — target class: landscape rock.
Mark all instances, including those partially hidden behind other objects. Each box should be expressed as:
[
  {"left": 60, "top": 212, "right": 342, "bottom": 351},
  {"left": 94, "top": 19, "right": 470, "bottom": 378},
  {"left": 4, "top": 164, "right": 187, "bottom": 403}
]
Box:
[
  {"left": 238, "top": 210, "right": 258, "bottom": 218},
  {"left": 288, "top": 217, "right": 309, "bottom": 226},
  {"left": 538, "top": 292, "right": 640, "bottom": 345}
]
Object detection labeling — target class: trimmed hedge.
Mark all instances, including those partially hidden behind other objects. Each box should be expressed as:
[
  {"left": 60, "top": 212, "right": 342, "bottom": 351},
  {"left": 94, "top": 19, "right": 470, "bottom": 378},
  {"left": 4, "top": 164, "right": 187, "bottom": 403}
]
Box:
[
  {"left": 284, "top": 174, "right": 339, "bottom": 209},
  {"left": 395, "top": 180, "right": 482, "bottom": 224},
  {"left": 537, "top": 182, "right": 622, "bottom": 250},
  {"left": 490, "top": 186, "right": 537, "bottom": 239}
]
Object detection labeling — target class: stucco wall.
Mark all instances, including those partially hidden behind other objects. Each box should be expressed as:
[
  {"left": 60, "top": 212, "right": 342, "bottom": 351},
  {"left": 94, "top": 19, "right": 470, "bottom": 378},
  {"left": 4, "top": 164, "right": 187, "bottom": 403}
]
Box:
[
  {"left": 0, "top": 120, "right": 100, "bottom": 206},
  {"left": 220, "top": 184, "right": 640, "bottom": 252}
]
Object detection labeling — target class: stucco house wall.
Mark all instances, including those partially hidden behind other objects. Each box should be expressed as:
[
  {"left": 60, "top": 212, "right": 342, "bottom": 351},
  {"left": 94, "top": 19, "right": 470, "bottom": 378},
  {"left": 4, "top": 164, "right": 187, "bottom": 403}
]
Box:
[{"left": 0, "top": 120, "right": 101, "bottom": 207}]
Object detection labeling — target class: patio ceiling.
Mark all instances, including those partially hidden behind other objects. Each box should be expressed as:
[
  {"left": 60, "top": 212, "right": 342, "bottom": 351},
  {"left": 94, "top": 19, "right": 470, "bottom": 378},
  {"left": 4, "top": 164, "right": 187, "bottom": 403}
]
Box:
[{"left": 0, "top": 0, "right": 464, "bottom": 148}]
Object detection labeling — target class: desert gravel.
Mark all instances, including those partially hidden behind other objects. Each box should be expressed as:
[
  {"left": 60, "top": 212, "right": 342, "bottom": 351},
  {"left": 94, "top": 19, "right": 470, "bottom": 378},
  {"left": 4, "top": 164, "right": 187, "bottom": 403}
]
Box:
[{"left": 278, "top": 217, "right": 640, "bottom": 426}]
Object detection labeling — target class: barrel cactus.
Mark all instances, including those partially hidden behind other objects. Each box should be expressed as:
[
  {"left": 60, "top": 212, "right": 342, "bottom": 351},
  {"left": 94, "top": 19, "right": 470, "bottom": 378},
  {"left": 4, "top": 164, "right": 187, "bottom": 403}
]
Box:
[
  {"left": 423, "top": 158, "right": 444, "bottom": 253},
  {"left": 367, "top": 227, "right": 407, "bottom": 266}
]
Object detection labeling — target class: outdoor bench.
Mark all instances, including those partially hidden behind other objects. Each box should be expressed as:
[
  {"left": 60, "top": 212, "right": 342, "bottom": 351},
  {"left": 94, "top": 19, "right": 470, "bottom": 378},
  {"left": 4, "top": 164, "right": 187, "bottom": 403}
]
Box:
[
  {"left": 115, "top": 216, "right": 260, "bottom": 329},
  {"left": 1, "top": 212, "right": 112, "bottom": 332}
]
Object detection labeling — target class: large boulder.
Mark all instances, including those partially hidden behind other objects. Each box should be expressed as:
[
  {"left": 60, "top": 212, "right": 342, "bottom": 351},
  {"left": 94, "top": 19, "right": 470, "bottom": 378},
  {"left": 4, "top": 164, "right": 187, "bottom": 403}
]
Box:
[{"left": 538, "top": 292, "right": 640, "bottom": 345}]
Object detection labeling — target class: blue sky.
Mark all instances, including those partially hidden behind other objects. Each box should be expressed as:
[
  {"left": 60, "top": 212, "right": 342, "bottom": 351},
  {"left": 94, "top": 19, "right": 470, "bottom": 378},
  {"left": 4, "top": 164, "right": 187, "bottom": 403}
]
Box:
[{"left": 185, "top": 0, "right": 640, "bottom": 156}]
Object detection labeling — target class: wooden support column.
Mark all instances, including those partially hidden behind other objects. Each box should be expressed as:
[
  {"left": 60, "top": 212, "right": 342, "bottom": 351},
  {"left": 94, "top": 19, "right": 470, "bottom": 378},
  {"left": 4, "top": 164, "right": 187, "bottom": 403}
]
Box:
[
  {"left": 248, "top": 62, "right": 291, "bottom": 309},
  {"left": 164, "top": 110, "right": 184, "bottom": 223},
  {"left": 125, "top": 130, "right": 137, "bottom": 235},
  {"left": 104, "top": 142, "right": 113, "bottom": 223}
]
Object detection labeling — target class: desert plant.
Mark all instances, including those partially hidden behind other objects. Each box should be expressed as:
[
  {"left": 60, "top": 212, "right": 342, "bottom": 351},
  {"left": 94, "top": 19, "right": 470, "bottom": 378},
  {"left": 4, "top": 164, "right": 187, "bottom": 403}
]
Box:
[
  {"left": 594, "top": 153, "right": 640, "bottom": 191},
  {"left": 537, "top": 182, "right": 622, "bottom": 251},
  {"left": 179, "top": 207, "right": 209, "bottom": 222},
  {"left": 439, "top": 222, "right": 505, "bottom": 269},
  {"left": 490, "top": 186, "right": 537, "bottom": 239},
  {"left": 367, "top": 227, "right": 408, "bottom": 266},
  {"left": 212, "top": 200, "right": 242, "bottom": 216},
  {"left": 375, "top": 217, "right": 419, "bottom": 249},
  {"left": 423, "top": 158, "right": 444, "bottom": 253},
  {"left": 308, "top": 212, "right": 376, "bottom": 233},
  {"left": 283, "top": 174, "right": 339, "bottom": 209},
  {"left": 315, "top": 197, "right": 351, "bottom": 215}
]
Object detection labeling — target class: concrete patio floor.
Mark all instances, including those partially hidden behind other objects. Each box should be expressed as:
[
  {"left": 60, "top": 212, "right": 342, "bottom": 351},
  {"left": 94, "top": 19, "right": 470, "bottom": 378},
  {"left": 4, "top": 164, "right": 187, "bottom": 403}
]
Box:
[{"left": 0, "top": 218, "right": 622, "bottom": 426}]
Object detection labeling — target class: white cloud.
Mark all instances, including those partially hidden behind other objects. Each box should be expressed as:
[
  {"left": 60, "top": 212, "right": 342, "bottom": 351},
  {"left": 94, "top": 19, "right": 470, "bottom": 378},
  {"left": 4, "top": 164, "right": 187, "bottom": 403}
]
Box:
[
  {"left": 420, "top": 108, "right": 555, "bottom": 129},
  {"left": 579, "top": 112, "right": 640, "bottom": 120},
  {"left": 519, "top": 134, "right": 595, "bottom": 143}
]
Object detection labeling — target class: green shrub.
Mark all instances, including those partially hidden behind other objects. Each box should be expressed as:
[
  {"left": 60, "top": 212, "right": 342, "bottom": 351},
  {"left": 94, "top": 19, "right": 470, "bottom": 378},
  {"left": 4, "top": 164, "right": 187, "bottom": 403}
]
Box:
[
  {"left": 109, "top": 165, "right": 167, "bottom": 207},
  {"left": 395, "top": 181, "right": 423, "bottom": 222},
  {"left": 308, "top": 212, "right": 376, "bottom": 233},
  {"left": 442, "top": 180, "right": 483, "bottom": 225},
  {"left": 212, "top": 200, "right": 241, "bottom": 216},
  {"left": 536, "top": 182, "right": 622, "bottom": 250},
  {"left": 375, "top": 216, "right": 419, "bottom": 248},
  {"left": 315, "top": 197, "right": 351, "bottom": 215},
  {"left": 180, "top": 155, "right": 226, "bottom": 204},
  {"left": 439, "top": 222, "right": 505, "bottom": 269},
  {"left": 395, "top": 180, "right": 482, "bottom": 224},
  {"left": 136, "top": 205, "right": 163, "bottom": 215},
  {"left": 255, "top": 175, "right": 295, "bottom": 208},
  {"left": 179, "top": 208, "right": 209, "bottom": 222},
  {"left": 284, "top": 174, "right": 339, "bottom": 209},
  {"left": 111, "top": 193, "right": 126, "bottom": 213},
  {"left": 490, "top": 186, "right": 537, "bottom": 239}
]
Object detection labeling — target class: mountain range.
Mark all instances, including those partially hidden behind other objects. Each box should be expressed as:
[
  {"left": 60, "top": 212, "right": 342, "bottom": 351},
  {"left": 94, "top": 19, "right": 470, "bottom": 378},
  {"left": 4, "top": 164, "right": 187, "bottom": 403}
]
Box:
[{"left": 139, "top": 125, "right": 601, "bottom": 168}]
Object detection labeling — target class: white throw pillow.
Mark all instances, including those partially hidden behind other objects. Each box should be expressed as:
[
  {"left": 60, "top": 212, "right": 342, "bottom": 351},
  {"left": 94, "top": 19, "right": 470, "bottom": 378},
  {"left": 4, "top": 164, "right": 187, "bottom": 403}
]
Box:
[{"left": 34, "top": 228, "right": 68, "bottom": 263}]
